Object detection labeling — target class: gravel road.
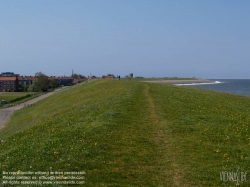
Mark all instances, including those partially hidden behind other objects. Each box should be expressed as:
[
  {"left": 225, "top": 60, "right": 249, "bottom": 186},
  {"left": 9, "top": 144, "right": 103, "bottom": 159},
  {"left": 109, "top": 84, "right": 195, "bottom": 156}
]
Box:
[{"left": 0, "top": 87, "right": 67, "bottom": 130}]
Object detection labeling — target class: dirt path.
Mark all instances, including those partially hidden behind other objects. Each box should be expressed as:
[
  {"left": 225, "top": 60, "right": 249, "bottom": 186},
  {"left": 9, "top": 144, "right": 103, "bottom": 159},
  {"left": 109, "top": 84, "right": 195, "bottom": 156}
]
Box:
[{"left": 0, "top": 87, "right": 67, "bottom": 129}]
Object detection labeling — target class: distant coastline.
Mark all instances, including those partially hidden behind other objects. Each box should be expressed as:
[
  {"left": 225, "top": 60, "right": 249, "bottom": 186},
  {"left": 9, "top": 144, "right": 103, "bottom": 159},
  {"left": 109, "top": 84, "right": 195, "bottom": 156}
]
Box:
[
  {"left": 143, "top": 78, "right": 215, "bottom": 85},
  {"left": 146, "top": 79, "right": 250, "bottom": 97}
]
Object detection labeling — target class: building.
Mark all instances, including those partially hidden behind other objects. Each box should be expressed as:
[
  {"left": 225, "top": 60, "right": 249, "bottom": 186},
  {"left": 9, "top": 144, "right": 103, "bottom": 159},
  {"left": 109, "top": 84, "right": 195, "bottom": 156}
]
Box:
[
  {"left": 16, "top": 76, "right": 36, "bottom": 87},
  {"left": 88, "top": 75, "right": 96, "bottom": 80},
  {"left": 104, "top": 75, "right": 115, "bottom": 79},
  {"left": 73, "top": 78, "right": 87, "bottom": 84},
  {"left": 0, "top": 76, "right": 19, "bottom": 92},
  {"left": 19, "top": 76, "right": 74, "bottom": 87},
  {"left": 48, "top": 76, "right": 74, "bottom": 86},
  {"left": 0, "top": 72, "right": 74, "bottom": 92},
  {"left": 1, "top": 72, "right": 20, "bottom": 77},
  {"left": 18, "top": 76, "right": 36, "bottom": 87}
]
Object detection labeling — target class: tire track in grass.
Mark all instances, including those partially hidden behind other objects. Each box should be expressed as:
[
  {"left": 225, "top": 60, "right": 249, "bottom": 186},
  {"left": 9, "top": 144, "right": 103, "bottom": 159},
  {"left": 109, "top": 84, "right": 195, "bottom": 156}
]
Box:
[{"left": 144, "top": 83, "right": 188, "bottom": 187}]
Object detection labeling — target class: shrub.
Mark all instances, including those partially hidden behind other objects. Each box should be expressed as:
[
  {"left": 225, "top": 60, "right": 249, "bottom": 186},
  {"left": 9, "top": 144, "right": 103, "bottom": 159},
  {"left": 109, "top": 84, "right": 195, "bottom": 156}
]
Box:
[{"left": 9, "top": 94, "right": 32, "bottom": 103}]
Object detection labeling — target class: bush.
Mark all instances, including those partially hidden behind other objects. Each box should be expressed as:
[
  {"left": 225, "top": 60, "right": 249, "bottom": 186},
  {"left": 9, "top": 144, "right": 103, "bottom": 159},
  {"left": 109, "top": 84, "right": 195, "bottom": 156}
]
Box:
[{"left": 9, "top": 94, "right": 32, "bottom": 103}]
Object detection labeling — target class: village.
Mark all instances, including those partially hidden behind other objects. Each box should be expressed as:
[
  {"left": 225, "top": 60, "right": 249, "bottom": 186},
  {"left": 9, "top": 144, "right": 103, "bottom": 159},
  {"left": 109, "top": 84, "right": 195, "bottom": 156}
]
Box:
[{"left": 0, "top": 71, "right": 123, "bottom": 92}]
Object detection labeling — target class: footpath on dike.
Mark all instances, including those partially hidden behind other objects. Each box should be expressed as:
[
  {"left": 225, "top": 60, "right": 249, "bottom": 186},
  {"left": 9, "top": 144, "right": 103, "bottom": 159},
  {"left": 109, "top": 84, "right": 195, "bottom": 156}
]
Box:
[{"left": 0, "top": 87, "right": 68, "bottom": 130}]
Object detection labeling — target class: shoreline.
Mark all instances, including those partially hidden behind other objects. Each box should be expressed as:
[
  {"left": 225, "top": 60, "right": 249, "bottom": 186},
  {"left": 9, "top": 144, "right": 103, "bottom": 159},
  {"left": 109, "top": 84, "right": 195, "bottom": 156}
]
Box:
[{"left": 143, "top": 78, "right": 215, "bottom": 85}]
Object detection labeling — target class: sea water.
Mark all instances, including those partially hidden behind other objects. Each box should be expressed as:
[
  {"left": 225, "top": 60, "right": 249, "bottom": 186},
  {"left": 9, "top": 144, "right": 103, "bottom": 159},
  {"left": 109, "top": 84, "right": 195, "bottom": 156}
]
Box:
[{"left": 177, "top": 79, "right": 250, "bottom": 97}]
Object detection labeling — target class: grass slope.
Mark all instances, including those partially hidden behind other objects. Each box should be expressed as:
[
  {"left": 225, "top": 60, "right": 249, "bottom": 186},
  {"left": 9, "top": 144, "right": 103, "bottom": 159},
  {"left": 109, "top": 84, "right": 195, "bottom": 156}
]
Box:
[
  {"left": 0, "top": 92, "right": 32, "bottom": 102},
  {"left": 0, "top": 92, "right": 43, "bottom": 108},
  {"left": 0, "top": 80, "right": 250, "bottom": 186}
]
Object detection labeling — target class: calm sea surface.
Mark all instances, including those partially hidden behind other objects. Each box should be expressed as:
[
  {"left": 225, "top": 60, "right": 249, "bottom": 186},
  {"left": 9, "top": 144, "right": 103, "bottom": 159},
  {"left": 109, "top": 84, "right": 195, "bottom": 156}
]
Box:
[{"left": 178, "top": 79, "right": 250, "bottom": 97}]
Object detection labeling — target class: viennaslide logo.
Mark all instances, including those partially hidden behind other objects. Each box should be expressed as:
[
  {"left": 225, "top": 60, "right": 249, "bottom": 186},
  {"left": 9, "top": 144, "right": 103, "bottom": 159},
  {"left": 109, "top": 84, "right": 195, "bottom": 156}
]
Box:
[{"left": 220, "top": 167, "right": 248, "bottom": 185}]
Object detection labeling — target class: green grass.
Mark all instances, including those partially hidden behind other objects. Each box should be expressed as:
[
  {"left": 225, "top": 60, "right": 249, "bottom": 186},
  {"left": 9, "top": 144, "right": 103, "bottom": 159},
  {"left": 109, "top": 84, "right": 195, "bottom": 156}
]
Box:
[
  {"left": 0, "top": 92, "right": 43, "bottom": 107},
  {"left": 0, "top": 79, "right": 250, "bottom": 186}
]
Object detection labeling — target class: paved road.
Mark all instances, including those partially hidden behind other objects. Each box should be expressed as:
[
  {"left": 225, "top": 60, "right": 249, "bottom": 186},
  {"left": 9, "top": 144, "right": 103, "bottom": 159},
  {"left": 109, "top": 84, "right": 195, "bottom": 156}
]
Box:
[{"left": 0, "top": 87, "right": 67, "bottom": 130}]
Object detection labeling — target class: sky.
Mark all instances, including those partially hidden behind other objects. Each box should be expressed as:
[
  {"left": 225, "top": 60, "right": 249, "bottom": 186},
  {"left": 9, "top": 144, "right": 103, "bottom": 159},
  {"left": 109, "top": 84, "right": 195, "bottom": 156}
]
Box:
[{"left": 0, "top": 0, "right": 250, "bottom": 79}]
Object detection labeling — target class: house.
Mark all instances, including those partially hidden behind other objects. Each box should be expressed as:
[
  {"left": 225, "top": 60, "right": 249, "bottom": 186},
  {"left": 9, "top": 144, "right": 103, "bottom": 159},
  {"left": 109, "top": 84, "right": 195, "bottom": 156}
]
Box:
[
  {"left": 27, "top": 76, "right": 36, "bottom": 85},
  {"left": 18, "top": 76, "right": 36, "bottom": 86},
  {"left": 48, "top": 76, "right": 74, "bottom": 86},
  {"left": 105, "top": 75, "right": 115, "bottom": 79},
  {"left": 0, "top": 76, "right": 19, "bottom": 92},
  {"left": 0, "top": 72, "right": 75, "bottom": 91},
  {"left": 1, "top": 72, "right": 19, "bottom": 77},
  {"left": 88, "top": 75, "right": 96, "bottom": 80},
  {"left": 73, "top": 78, "right": 87, "bottom": 84},
  {"left": 0, "top": 73, "right": 37, "bottom": 92}
]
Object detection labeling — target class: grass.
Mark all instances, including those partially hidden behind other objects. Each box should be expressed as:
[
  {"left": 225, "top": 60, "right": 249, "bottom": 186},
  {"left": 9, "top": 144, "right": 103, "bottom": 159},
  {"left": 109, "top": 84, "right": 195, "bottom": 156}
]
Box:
[
  {"left": 0, "top": 79, "right": 250, "bottom": 186},
  {"left": 0, "top": 92, "right": 43, "bottom": 108}
]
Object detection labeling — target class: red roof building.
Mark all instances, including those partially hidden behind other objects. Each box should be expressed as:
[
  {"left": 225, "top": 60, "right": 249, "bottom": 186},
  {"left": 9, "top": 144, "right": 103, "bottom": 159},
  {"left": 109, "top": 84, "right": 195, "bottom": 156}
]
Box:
[{"left": 0, "top": 76, "right": 19, "bottom": 92}]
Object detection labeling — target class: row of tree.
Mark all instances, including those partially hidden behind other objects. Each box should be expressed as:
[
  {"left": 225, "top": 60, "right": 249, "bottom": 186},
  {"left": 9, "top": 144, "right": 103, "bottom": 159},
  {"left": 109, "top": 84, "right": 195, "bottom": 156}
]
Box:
[
  {"left": 20, "top": 72, "right": 86, "bottom": 92},
  {"left": 27, "top": 72, "right": 56, "bottom": 92},
  {"left": 71, "top": 73, "right": 86, "bottom": 79}
]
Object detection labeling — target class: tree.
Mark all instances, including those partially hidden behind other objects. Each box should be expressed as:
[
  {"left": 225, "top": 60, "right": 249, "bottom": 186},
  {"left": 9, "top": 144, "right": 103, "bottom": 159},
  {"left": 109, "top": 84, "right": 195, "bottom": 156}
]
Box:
[
  {"left": 18, "top": 83, "right": 24, "bottom": 92},
  {"left": 28, "top": 79, "right": 39, "bottom": 92},
  {"left": 24, "top": 85, "right": 30, "bottom": 92},
  {"left": 36, "top": 72, "right": 49, "bottom": 92},
  {"left": 71, "top": 73, "right": 79, "bottom": 79},
  {"left": 71, "top": 73, "right": 86, "bottom": 79},
  {"left": 49, "top": 79, "right": 57, "bottom": 89},
  {"left": 107, "top": 73, "right": 115, "bottom": 76},
  {"left": 78, "top": 74, "right": 86, "bottom": 79}
]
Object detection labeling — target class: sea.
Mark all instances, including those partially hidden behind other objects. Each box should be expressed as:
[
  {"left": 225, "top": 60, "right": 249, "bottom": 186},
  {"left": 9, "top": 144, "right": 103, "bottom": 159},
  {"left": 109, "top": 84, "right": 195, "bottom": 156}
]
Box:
[{"left": 176, "top": 79, "right": 250, "bottom": 97}]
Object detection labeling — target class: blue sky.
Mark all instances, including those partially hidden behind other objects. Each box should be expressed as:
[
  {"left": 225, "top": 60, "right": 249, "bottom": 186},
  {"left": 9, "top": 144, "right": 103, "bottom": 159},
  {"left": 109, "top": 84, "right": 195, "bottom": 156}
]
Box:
[{"left": 0, "top": 0, "right": 249, "bottom": 78}]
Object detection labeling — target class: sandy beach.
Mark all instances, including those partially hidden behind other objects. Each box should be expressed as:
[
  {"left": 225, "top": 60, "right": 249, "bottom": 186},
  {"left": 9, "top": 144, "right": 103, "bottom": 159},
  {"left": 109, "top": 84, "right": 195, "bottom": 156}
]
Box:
[{"left": 143, "top": 79, "right": 214, "bottom": 85}]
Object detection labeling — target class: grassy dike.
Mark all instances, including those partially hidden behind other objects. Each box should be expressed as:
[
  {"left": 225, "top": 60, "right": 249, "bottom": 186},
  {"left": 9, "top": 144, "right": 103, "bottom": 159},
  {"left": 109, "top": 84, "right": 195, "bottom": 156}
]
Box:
[
  {"left": 0, "top": 92, "right": 43, "bottom": 108},
  {"left": 0, "top": 79, "right": 250, "bottom": 186}
]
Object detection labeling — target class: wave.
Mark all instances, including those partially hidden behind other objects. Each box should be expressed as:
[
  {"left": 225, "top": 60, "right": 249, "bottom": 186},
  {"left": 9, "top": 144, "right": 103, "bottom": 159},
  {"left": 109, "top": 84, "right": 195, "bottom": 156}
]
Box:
[{"left": 174, "top": 81, "right": 223, "bottom": 86}]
